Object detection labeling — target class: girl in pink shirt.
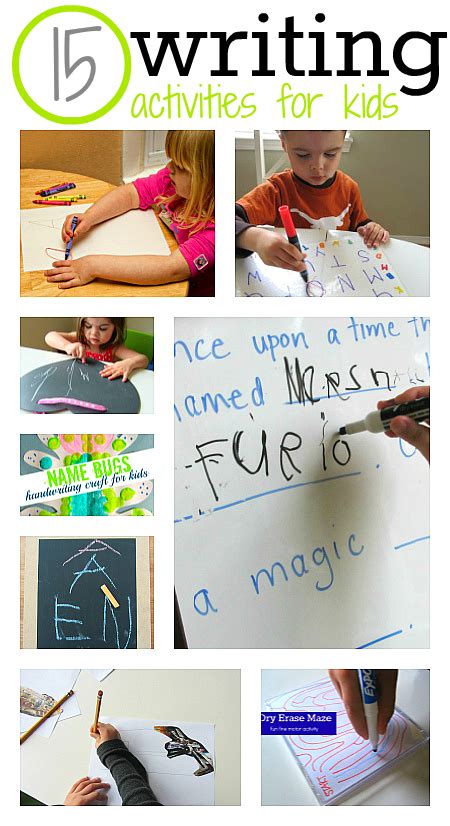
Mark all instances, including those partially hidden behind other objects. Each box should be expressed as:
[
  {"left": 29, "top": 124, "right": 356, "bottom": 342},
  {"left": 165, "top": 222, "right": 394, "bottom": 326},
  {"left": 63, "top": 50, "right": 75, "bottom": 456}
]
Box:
[
  {"left": 45, "top": 317, "right": 148, "bottom": 382},
  {"left": 44, "top": 131, "right": 215, "bottom": 296}
]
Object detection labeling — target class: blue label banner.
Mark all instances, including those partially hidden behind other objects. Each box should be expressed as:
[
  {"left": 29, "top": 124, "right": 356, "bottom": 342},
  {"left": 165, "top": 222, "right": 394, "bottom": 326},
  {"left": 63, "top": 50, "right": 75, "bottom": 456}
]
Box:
[{"left": 261, "top": 712, "right": 337, "bottom": 735}]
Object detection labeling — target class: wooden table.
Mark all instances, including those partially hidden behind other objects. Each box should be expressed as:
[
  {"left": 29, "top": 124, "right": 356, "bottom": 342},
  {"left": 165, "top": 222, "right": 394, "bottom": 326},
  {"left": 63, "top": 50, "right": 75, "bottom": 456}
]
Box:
[{"left": 20, "top": 169, "right": 189, "bottom": 297}]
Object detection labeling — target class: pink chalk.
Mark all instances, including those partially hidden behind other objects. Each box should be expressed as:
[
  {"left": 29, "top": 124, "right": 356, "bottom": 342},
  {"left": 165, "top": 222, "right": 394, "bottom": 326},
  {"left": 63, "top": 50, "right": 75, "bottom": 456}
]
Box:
[{"left": 37, "top": 397, "right": 107, "bottom": 412}]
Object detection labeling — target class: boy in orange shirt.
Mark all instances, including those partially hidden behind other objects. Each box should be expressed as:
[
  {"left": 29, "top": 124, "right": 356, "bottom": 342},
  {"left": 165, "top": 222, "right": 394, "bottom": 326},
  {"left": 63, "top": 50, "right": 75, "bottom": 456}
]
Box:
[{"left": 236, "top": 130, "right": 389, "bottom": 272}]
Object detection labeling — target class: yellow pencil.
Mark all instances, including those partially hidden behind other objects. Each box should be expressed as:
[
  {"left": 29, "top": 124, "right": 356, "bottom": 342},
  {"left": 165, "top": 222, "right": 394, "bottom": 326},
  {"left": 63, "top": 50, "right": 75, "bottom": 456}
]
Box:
[
  {"left": 93, "top": 690, "right": 103, "bottom": 732},
  {"left": 20, "top": 689, "right": 74, "bottom": 744}
]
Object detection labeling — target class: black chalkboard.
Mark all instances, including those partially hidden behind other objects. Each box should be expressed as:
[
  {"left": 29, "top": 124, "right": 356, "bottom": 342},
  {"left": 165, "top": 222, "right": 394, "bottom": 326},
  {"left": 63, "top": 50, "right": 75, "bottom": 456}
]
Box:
[
  {"left": 21, "top": 357, "right": 140, "bottom": 414},
  {"left": 37, "top": 538, "right": 137, "bottom": 649}
]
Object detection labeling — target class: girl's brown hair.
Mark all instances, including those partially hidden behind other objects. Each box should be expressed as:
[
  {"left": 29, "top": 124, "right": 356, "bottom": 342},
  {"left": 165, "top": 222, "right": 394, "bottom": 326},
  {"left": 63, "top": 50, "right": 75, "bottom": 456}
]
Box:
[
  {"left": 77, "top": 317, "right": 126, "bottom": 351},
  {"left": 158, "top": 130, "right": 215, "bottom": 234}
]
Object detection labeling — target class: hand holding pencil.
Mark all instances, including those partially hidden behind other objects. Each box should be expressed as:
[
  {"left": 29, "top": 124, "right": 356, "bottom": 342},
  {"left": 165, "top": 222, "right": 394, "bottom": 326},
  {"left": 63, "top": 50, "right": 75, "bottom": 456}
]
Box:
[{"left": 90, "top": 722, "right": 121, "bottom": 747}]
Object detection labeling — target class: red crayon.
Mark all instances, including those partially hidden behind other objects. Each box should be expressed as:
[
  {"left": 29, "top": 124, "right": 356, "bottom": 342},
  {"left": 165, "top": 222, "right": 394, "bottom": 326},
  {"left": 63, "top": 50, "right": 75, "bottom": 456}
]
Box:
[
  {"left": 33, "top": 199, "right": 77, "bottom": 206},
  {"left": 278, "top": 205, "right": 308, "bottom": 284}
]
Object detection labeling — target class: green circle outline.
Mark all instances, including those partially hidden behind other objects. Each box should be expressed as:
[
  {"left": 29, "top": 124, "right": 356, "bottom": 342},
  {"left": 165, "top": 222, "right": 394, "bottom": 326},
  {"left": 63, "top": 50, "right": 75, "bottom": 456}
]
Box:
[{"left": 12, "top": 5, "right": 131, "bottom": 124}]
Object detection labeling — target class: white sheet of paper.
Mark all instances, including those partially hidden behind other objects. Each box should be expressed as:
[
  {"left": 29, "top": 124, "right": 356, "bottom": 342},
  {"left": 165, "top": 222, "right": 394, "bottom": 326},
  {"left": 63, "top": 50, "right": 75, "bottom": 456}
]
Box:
[
  {"left": 20, "top": 669, "right": 80, "bottom": 737},
  {"left": 21, "top": 204, "right": 170, "bottom": 272},
  {"left": 88, "top": 669, "right": 114, "bottom": 682},
  {"left": 88, "top": 717, "right": 215, "bottom": 805},
  {"left": 236, "top": 228, "right": 407, "bottom": 297},
  {"left": 175, "top": 317, "right": 429, "bottom": 648},
  {"left": 265, "top": 678, "right": 429, "bottom": 805}
]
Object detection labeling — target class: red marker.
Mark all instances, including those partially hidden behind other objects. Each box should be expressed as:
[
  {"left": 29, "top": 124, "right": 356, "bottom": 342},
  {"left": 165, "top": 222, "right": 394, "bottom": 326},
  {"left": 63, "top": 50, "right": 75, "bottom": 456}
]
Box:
[{"left": 278, "top": 205, "right": 308, "bottom": 283}]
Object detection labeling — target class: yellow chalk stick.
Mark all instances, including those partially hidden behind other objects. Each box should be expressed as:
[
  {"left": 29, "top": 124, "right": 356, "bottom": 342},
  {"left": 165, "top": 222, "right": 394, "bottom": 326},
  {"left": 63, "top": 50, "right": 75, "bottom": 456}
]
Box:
[{"left": 101, "top": 584, "right": 119, "bottom": 608}]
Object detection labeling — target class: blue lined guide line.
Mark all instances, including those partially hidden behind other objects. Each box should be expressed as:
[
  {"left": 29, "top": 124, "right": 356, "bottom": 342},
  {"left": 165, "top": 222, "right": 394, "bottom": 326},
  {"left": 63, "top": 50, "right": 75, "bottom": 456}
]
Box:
[
  {"left": 394, "top": 535, "right": 430, "bottom": 550},
  {"left": 175, "top": 470, "right": 362, "bottom": 522},
  {"left": 357, "top": 628, "right": 404, "bottom": 648},
  {"left": 284, "top": 385, "right": 396, "bottom": 405}
]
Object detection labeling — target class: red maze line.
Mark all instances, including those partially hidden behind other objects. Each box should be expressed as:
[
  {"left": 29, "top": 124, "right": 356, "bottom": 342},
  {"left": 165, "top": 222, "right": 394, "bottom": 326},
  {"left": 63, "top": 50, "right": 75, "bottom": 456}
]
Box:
[
  {"left": 271, "top": 683, "right": 410, "bottom": 788},
  {"left": 334, "top": 716, "right": 407, "bottom": 784}
]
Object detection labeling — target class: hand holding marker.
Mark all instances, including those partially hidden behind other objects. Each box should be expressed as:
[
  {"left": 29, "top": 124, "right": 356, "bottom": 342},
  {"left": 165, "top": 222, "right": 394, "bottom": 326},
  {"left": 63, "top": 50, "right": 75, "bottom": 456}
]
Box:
[
  {"left": 358, "top": 670, "right": 379, "bottom": 752},
  {"left": 339, "top": 396, "right": 430, "bottom": 435},
  {"left": 339, "top": 386, "right": 430, "bottom": 463},
  {"left": 278, "top": 205, "right": 308, "bottom": 284},
  {"left": 329, "top": 670, "right": 398, "bottom": 743}
]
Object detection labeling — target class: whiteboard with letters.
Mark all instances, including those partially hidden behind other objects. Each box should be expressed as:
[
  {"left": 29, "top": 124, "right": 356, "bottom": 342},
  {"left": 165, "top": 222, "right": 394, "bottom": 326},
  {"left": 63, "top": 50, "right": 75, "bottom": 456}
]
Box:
[
  {"left": 174, "top": 317, "right": 429, "bottom": 649},
  {"left": 235, "top": 228, "right": 408, "bottom": 298}
]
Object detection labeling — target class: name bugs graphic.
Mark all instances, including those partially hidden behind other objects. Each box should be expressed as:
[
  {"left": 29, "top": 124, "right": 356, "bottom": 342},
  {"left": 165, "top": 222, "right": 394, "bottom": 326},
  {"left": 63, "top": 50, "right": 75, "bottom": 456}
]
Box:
[{"left": 12, "top": 5, "right": 131, "bottom": 123}]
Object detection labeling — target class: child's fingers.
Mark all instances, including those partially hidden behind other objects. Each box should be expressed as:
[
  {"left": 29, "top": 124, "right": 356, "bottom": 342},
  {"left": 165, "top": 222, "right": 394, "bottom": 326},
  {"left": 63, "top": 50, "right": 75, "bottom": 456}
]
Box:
[
  {"left": 378, "top": 387, "right": 429, "bottom": 410},
  {"left": 58, "top": 279, "right": 79, "bottom": 290},
  {"left": 44, "top": 260, "right": 72, "bottom": 276},
  {"left": 69, "top": 777, "right": 90, "bottom": 793},
  {"left": 74, "top": 778, "right": 104, "bottom": 793},
  {"left": 329, "top": 671, "right": 368, "bottom": 740},
  {"left": 364, "top": 224, "right": 380, "bottom": 248},
  {"left": 46, "top": 270, "right": 75, "bottom": 282},
  {"left": 389, "top": 416, "right": 430, "bottom": 458},
  {"left": 271, "top": 248, "right": 307, "bottom": 271}
]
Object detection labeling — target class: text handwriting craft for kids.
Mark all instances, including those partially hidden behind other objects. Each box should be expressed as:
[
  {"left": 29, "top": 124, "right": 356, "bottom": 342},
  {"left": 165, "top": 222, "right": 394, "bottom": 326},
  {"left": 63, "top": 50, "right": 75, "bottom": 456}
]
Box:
[
  {"left": 88, "top": 718, "right": 215, "bottom": 805},
  {"left": 20, "top": 205, "right": 169, "bottom": 272},
  {"left": 264, "top": 677, "right": 429, "bottom": 805},
  {"left": 20, "top": 433, "right": 154, "bottom": 516},
  {"left": 174, "top": 317, "right": 429, "bottom": 649},
  {"left": 236, "top": 229, "right": 407, "bottom": 298}
]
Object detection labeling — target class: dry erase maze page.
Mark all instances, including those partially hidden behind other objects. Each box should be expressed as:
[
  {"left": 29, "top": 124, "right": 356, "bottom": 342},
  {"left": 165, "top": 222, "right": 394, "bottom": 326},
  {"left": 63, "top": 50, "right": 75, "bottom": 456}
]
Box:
[
  {"left": 174, "top": 317, "right": 429, "bottom": 648},
  {"left": 265, "top": 678, "right": 428, "bottom": 805},
  {"left": 20, "top": 205, "right": 169, "bottom": 271},
  {"left": 88, "top": 718, "right": 215, "bottom": 806},
  {"left": 235, "top": 228, "right": 406, "bottom": 297}
]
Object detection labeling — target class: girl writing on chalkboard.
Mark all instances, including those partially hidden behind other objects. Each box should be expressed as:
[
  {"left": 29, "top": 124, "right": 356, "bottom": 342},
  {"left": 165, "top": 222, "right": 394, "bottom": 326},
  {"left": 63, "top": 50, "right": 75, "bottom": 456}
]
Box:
[
  {"left": 44, "top": 131, "right": 215, "bottom": 297},
  {"left": 45, "top": 317, "right": 148, "bottom": 382}
]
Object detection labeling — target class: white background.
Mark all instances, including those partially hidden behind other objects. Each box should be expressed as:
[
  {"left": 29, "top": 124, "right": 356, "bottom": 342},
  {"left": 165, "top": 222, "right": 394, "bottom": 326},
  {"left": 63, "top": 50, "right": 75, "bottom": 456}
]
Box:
[{"left": 4, "top": 0, "right": 448, "bottom": 820}]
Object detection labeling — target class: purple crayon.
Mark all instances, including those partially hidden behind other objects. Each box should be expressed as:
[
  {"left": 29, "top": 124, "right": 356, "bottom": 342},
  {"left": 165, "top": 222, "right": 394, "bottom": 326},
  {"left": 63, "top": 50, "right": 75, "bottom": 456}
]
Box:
[{"left": 35, "top": 182, "right": 76, "bottom": 197}]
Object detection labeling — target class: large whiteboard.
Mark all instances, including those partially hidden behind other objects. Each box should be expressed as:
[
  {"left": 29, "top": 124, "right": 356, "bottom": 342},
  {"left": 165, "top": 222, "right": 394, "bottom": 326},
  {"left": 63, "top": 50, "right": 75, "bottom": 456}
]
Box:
[{"left": 174, "top": 317, "right": 429, "bottom": 648}]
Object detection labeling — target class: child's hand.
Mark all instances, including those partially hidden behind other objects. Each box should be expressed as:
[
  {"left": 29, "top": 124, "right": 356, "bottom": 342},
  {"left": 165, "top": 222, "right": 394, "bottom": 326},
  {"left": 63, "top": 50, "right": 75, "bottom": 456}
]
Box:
[
  {"left": 61, "top": 213, "right": 93, "bottom": 244},
  {"left": 99, "top": 359, "right": 134, "bottom": 382},
  {"left": 377, "top": 386, "right": 430, "bottom": 463},
  {"left": 90, "top": 721, "right": 121, "bottom": 747},
  {"left": 65, "top": 341, "right": 86, "bottom": 361},
  {"left": 63, "top": 776, "right": 110, "bottom": 806},
  {"left": 254, "top": 230, "right": 307, "bottom": 272},
  {"left": 44, "top": 257, "right": 96, "bottom": 289},
  {"left": 329, "top": 670, "right": 398, "bottom": 738},
  {"left": 357, "top": 222, "right": 390, "bottom": 248}
]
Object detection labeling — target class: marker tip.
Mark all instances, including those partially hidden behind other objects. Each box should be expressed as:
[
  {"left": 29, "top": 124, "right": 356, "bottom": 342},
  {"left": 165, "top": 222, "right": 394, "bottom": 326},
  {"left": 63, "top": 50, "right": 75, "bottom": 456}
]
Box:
[{"left": 338, "top": 426, "right": 346, "bottom": 435}]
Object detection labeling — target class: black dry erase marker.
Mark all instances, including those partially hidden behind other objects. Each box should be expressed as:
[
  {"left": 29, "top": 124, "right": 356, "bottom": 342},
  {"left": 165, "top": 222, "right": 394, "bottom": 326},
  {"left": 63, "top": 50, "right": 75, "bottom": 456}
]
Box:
[{"left": 339, "top": 396, "right": 430, "bottom": 435}]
